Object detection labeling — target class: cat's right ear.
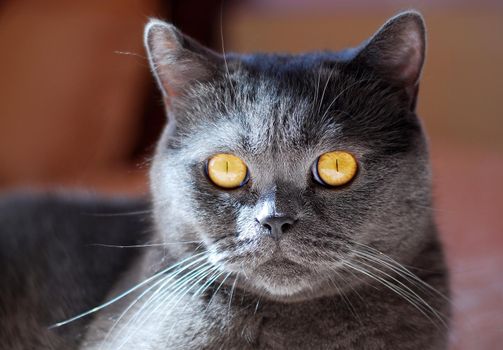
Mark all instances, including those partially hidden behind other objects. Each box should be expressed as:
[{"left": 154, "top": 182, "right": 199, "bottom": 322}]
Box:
[{"left": 144, "top": 19, "right": 221, "bottom": 102}]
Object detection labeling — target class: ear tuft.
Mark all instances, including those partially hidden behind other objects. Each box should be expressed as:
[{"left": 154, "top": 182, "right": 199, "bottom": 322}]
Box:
[{"left": 355, "top": 11, "right": 426, "bottom": 87}]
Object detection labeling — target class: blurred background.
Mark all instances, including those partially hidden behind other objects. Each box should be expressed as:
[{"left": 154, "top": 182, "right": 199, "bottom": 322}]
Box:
[{"left": 0, "top": 0, "right": 501, "bottom": 348}]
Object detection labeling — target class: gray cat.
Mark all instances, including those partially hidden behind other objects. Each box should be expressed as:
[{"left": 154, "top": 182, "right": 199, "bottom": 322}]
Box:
[{"left": 0, "top": 10, "right": 450, "bottom": 350}]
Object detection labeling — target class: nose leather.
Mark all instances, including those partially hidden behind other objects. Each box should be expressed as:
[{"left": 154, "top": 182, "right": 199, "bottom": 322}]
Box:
[{"left": 258, "top": 214, "right": 296, "bottom": 239}]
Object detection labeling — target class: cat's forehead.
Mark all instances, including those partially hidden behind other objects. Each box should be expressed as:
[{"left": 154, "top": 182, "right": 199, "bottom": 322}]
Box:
[
  {"left": 178, "top": 61, "right": 372, "bottom": 158},
  {"left": 178, "top": 76, "right": 365, "bottom": 171},
  {"left": 173, "top": 52, "right": 414, "bottom": 166}
]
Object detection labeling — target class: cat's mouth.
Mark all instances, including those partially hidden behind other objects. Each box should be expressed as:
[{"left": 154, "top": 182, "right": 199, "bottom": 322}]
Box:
[{"left": 209, "top": 238, "right": 321, "bottom": 297}]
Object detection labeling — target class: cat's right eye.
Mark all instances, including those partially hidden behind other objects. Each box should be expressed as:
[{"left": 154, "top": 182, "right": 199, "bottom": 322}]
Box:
[{"left": 206, "top": 153, "right": 249, "bottom": 189}]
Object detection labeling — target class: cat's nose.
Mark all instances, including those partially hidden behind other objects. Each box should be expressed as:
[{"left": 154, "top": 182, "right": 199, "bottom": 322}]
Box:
[{"left": 257, "top": 214, "right": 296, "bottom": 239}]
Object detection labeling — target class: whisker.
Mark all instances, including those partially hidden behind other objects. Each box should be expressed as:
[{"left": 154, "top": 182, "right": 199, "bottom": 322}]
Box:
[
  {"left": 350, "top": 241, "right": 450, "bottom": 302},
  {"left": 352, "top": 257, "right": 446, "bottom": 325},
  {"left": 317, "top": 67, "right": 337, "bottom": 115},
  {"left": 166, "top": 266, "right": 220, "bottom": 313},
  {"left": 352, "top": 250, "right": 446, "bottom": 300},
  {"left": 82, "top": 209, "right": 152, "bottom": 217},
  {"left": 320, "top": 78, "right": 380, "bottom": 122},
  {"left": 116, "top": 264, "right": 218, "bottom": 349},
  {"left": 193, "top": 269, "right": 225, "bottom": 298},
  {"left": 326, "top": 270, "right": 362, "bottom": 325},
  {"left": 101, "top": 256, "right": 210, "bottom": 347},
  {"left": 114, "top": 50, "right": 147, "bottom": 60},
  {"left": 49, "top": 252, "right": 206, "bottom": 328},
  {"left": 161, "top": 265, "right": 218, "bottom": 309},
  {"left": 89, "top": 241, "right": 202, "bottom": 249},
  {"left": 254, "top": 296, "right": 261, "bottom": 315},
  {"left": 219, "top": 1, "right": 237, "bottom": 105},
  {"left": 162, "top": 267, "right": 223, "bottom": 341},
  {"left": 114, "top": 262, "right": 215, "bottom": 349},
  {"left": 228, "top": 274, "right": 239, "bottom": 312},
  {"left": 98, "top": 273, "right": 173, "bottom": 350},
  {"left": 343, "top": 260, "right": 446, "bottom": 328},
  {"left": 343, "top": 262, "right": 434, "bottom": 322},
  {"left": 125, "top": 261, "right": 212, "bottom": 322},
  {"left": 206, "top": 271, "right": 232, "bottom": 309}
]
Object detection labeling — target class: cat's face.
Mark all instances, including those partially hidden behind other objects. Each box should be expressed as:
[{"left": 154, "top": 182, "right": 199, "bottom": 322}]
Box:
[{"left": 146, "top": 12, "right": 433, "bottom": 300}]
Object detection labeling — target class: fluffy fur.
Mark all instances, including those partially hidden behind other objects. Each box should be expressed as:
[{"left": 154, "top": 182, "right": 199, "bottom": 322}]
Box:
[
  {"left": 0, "top": 11, "right": 450, "bottom": 350},
  {"left": 0, "top": 192, "right": 149, "bottom": 349}
]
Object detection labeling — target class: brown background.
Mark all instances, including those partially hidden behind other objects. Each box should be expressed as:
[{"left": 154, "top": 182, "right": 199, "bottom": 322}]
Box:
[{"left": 0, "top": 1, "right": 501, "bottom": 349}]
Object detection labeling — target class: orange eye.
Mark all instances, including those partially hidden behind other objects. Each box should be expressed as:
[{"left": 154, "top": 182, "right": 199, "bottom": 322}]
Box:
[
  {"left": 206, "top": 154, "right": 249, "bottom": 189},
  {"left": 314, "top": 151, "right": 358, "bottom": 187}
]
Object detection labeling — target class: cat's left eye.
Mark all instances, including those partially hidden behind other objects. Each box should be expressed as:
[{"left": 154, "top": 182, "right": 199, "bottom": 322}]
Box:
[
  {"left": 206, "top": 153, "right": 249, "bottom": 189},
  {"left": 312, "top": 151, "right": 358, "bottom": 187}
]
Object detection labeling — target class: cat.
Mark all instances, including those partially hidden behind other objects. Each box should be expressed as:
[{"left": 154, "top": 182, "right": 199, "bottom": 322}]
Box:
[{"left": 0, "top": 10, "right": 450, "bottom": 350}]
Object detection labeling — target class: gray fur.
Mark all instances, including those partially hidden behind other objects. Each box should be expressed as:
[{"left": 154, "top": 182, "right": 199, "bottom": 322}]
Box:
[
  {"left": 84, "top": 10, "right": 450, "bottom": 349},
  {"left": 0, "top": 192, "right": 149, "bottom": 349},
  {"left": 0, "top": 11, "right": 450, "bottom": 350}
]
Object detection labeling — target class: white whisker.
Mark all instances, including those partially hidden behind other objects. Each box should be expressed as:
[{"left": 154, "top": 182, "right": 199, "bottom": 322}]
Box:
[
  {"left": 206, "top": 271, "right": 232, "bottom": 309},
  {"left": 327, "top": 271, "right": 362, "bottom": 325},
  {"left": 101, "top": 255, "right": 210, "bottom": 348},
  {"left": 50, "top": 252, "right": 206, "bottom": 328},
  {"left": 228, "top": 274, "right": 239, "bottom": 312},
  {"left": 114, "top": 262, "right": 215, "bottom": 349},
  {"left": 89, "top": 241, "right": 202, "bottom": 249},
  {"left": 317, "top": 67, "right": 336, "bottom": 115},
  {"left": 320, "top": 78, "right": 377, "bottom": 122},
  {"left": 343, "top": 260, "right": 446, "bottom": 328},
  {"left": 353, "top": 258, "right": 446, "bottom": 325},
  {"left": 350, "top": 241, "right": 450, "bottom": 302}
]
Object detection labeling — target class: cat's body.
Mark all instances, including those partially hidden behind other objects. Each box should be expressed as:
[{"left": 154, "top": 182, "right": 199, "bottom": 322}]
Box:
[
  {"left": 0, "top": 192, "right": 149, "bottom": 349},
  {"left": 0, "top": 11, "right": 450, "bottom": 350},
  {"left": 82, "top": 234, "right": 448, "bottom": 350}
]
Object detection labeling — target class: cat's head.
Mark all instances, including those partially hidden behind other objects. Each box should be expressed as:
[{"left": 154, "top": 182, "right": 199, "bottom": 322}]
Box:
[{"left": 145, "top": 11, "right": 433, "bottom": 300}]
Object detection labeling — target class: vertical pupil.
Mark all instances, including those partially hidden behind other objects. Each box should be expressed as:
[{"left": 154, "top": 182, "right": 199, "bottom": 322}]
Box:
[
  {"left": 225, "top": 160, "right": 229, "bottom": 173},
  {"left": 335, "top": 158, "right": 339, "bottom": 172}
]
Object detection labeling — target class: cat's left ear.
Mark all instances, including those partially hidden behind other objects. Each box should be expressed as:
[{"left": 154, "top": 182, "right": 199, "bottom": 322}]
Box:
[{"left": 353, "top": 11, "right": 426, "bottom": 109}]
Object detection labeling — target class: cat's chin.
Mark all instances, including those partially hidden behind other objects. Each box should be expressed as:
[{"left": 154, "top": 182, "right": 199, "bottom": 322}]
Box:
[
  {"left": 243, "top": 258, "right": 318, "bottom": 298},
  {"left": 253, "top": 278, "right": 312, "bottom": 297}
]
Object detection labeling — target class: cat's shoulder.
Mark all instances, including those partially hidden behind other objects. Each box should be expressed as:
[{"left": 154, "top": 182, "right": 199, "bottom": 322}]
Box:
[{"left": 0, "top": 190, "right": 152, "bottom": 349}]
